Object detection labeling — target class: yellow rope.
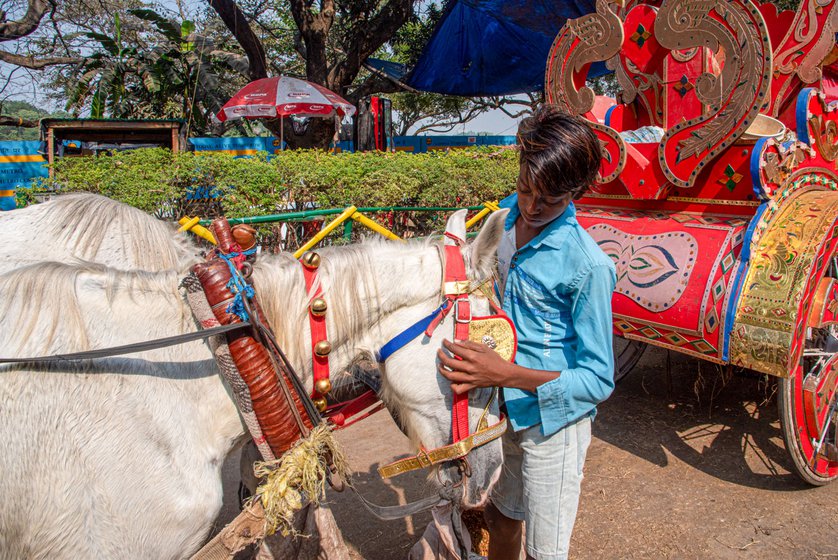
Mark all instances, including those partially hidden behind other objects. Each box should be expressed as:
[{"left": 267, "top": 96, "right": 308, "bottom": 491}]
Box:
[{"left": 249, "top": 423, "right": 349, "bottom": 536}]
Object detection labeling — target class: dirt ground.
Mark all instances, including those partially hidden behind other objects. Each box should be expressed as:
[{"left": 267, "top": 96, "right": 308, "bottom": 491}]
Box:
[{"left": 215, "top": 346, "right": 838, "bottom": 559}]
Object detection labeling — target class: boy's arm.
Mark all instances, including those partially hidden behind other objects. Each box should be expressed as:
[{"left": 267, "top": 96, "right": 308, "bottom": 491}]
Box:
[
  {"left": 534, "top": 262, "right": 616, "bottom": 433},
  {"left": 437, "top": 340, "right": 559, "bottom": 393}
]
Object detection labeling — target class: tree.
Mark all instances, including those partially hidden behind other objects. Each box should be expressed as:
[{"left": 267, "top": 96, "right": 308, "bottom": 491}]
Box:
[
  {"left": 63, "top": 9, "right": 242, "bottom": 135},
  {"left": 204, "top": 0, "right": 416, "bottom": 147}
]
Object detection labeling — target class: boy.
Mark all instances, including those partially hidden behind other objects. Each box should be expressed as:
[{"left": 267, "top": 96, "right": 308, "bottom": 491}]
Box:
[{"left": 438, "top": 105, "right": 616, "bottom": 560}]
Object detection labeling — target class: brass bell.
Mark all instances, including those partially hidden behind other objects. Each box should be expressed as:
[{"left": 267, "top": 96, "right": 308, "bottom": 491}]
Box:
[
  {"left": 231, "top": 224, "right": 257, "bottom": 251},
  {"left": 310, "top": 298, "right": 328, "bottom": 316},
  {"left": 313, "top": 397, "right": 328, "bottom": 412},
  {"left": 302, "top": 251, "right": 321, "bottom": 269},
  {"left": 315, "top": 378, "right": 332, "bottom": 395},
  {"left": 314, "top": 340, "right": 332, "bottom": 357}
]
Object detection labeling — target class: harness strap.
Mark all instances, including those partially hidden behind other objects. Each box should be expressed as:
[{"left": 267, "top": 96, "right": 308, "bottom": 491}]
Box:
[
  {"left": 376, "top": 303, "right": 446, "bottom": 362},
  {"left": 350, "top": 487, "right": 445, "bottom": 520},
  {"left": 444, "top": 242, "right": 471, "bottom": 444},
  {"left": 378, "top": 416, "right": 508, "bottom": 478},
  {"left": 301, "top": 257, "right": 330, "bottom": 406},
  {"left": 325, "top": 389, "right": 384, "bottom": 428},
  {"left": 0, "top": 322, "right": 250, "bottom": 364}
]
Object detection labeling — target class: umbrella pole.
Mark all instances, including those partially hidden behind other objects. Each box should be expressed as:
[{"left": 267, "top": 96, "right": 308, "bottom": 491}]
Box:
[{"left": 280, "top": 115, "right": 284, "bottom": 150}]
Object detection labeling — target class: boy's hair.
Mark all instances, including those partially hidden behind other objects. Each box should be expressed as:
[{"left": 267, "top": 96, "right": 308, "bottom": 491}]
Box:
[{"left": 516, "top": 105, "right": 601, "bottom": 200}]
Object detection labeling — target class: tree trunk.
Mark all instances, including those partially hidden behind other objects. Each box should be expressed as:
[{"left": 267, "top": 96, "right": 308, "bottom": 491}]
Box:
[{"left": 207, "top": 0, "right": 268, "bottom": 82}]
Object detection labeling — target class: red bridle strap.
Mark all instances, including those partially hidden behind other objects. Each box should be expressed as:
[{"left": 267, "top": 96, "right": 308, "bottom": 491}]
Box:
[
  {"left": 443, "top": 239, "right": 471, "bottom": 444},
  {"left": 301, "top": 261, "right": 330, "bottom": 404}
]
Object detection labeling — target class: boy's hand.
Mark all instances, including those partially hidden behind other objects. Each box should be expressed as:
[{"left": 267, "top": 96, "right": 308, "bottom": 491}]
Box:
[{"left": 437, "top": 339, "right": 511, "bottom": 394}]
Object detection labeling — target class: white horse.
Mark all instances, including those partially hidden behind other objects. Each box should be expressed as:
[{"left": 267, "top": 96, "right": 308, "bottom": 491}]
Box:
[
  {"left": 0, "top": 193, "right": 201, "bottom": 273},
  {"left": 0, "top": 208, "right": 507, "bottom": 559}
]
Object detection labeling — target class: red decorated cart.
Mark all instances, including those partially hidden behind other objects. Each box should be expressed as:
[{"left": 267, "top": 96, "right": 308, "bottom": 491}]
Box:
[{"left": 546, "top": 0, "right": 838, "bottom": 484}]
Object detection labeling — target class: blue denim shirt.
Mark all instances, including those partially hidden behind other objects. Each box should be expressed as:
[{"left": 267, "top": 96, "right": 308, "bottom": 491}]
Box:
[{"left": 498, "top": 194, "right": 616, "bottom": 436}]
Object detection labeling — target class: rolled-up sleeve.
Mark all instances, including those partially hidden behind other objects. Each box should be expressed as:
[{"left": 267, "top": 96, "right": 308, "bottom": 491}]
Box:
[{"left": 536, "top": 262, "right": 616, "bottom": 435}]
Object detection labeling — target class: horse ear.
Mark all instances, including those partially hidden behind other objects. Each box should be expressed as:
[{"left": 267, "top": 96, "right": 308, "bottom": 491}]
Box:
[
  {"left": 467, "top": 209, "right": 509, "bottom": 279},
  {"left": 444, "top": 209, "right": 468, "bottom": 243}
]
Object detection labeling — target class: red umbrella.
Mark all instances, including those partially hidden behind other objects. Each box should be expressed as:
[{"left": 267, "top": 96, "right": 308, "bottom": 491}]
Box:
[{"left": 217, "top": 76, "right": 356, "bottom": 147}]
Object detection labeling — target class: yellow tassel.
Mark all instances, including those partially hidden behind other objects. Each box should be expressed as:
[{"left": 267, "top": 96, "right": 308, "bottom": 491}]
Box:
[{"left": 249, "top": 423, "right": 350, "bottom": 537}]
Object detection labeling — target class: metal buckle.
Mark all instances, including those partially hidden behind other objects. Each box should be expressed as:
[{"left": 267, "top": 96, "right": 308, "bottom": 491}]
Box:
[
  {"left": 416, "top": 450, "right": 433, "bottom": 468},
  {"left": 453, "top": 298, "right": 472, "bottom": 323},
  {"left": 443, "top": 280, "right": 471, "bottom": 295}
]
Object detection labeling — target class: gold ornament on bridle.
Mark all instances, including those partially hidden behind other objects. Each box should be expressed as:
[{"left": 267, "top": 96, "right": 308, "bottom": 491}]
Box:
[
  {"left": 312, "top": 397, "right": 328, "bottom": 412},
  {"left": 302, "top": 251, "right": 321, "bottom": 269},
  {"left": 314, "top": 340, "right": 332, "bottom": 357},
  {"left": 315, "top": 378, "right": 332, "bottom": 395},
  {"left": 310, "top": 298, "right": 327, "bottom": 316}
]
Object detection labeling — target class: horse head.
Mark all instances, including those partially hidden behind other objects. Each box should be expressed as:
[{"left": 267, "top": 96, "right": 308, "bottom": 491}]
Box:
[
  {"left": 254, "top": 208, "right": 509, "bottom": 508},
  {"left": 374, "top": 209, "right": 509, "bottom": 507}
]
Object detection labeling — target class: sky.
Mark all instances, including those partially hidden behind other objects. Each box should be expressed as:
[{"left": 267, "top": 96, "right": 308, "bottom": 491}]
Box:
[{"left": 411, "top": 108, "right": 523, "bottom": 136}]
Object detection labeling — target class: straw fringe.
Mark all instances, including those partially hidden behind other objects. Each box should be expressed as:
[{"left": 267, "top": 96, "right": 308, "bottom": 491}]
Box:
[{"left": 250, "top": 423, "right": 350, "bottom": 537}]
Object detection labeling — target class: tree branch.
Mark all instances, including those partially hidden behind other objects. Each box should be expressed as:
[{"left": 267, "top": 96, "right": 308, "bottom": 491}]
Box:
[
  {"left": 346, "top": 72, "right": 404, "bottom": 104},
  {"left": 0, "top": 49, "right": 80, "bottom": 69},
  {"left": 330, "top": 0, "right": 413, "bottom": 87},
  {"left": 0, "top": 0, "right": 53, "bottom": 42},
  {"left": 207, "top": 0, "right": 267, "bottom": 81},
  {"left": 0, "top": 115, "right": 38, "bottom": 127}
]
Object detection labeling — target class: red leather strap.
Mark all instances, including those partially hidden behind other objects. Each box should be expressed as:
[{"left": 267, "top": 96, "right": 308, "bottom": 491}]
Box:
[
  {"left": 443, "top": 243, "right": 471, "bottom": 443},
  {"left": 302, "top": 264, "right": 330, "bottom": 399},
  {"left": 325, "top": 389, "right": 385, "bottom": 429}
]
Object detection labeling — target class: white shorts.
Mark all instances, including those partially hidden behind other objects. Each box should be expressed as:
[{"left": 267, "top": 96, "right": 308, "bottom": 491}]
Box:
[{"left": 490, "top": 416, "right": 592, "bottom": 560}]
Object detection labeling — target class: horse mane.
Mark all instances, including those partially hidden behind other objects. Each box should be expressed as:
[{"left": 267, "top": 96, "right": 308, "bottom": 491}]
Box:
[
  {"left": 0, "top": 261, "right": 185, "bottom": 359},
  {"left": 254, "top": 237, "right": 440, "bottom": 390},
  {"left": 39, "top": 193, "right": 200, "bottom": 271}
]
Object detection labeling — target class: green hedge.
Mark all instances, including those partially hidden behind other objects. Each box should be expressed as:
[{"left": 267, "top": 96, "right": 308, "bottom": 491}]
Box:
[{"left": 40, "top": 146, "right": 519, "bottom": 218}]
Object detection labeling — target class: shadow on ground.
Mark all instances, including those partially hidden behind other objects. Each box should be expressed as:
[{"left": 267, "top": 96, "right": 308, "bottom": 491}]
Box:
[{"left": 214, "top": 346, "right": 838, "bottom": 559}]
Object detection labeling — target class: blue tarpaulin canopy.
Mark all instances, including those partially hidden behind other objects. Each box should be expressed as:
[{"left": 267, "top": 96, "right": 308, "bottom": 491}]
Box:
[{"left": 404, "top": 0, "right": 608, "bottom": 96}]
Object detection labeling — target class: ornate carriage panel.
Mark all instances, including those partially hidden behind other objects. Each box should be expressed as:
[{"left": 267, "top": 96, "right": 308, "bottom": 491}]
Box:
[
  {"left": 654, "top": 0, "right": 773, "bottom": 188},
  {"left": 767, "top": 0, "right": 838, "bottom": 119},
  {"left": 729, "top": 182, "right": 838, "bottom": 376},
  {"left": 577, "top": 208, "right": 747, "bottom": 362}
]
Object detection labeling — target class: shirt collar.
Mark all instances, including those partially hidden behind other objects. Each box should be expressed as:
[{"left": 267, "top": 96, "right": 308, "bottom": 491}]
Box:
[{"left": 498, "top": 193, "right": 577, "bottom": 250}]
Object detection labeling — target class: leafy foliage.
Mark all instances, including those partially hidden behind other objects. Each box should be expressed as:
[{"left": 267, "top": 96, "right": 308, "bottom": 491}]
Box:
[
  {"left": 39, "top": 147, "right": 519, "bottom": 220},
  {"left": 64, "top": 8, "right": 242, "bottom": 134}
]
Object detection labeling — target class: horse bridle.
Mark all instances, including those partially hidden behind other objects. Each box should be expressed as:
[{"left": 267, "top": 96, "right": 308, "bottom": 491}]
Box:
[{"left": 299, "top": 232, "right": 509, "bottom": 481}]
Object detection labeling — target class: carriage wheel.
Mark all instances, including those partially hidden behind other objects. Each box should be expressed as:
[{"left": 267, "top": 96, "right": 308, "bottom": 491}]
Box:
[
  {"left": 614, "top": 336, "right": 647, "bottom": 383},
  {"left": 778, "top": 257, "right": 838, "bottom": 486}
]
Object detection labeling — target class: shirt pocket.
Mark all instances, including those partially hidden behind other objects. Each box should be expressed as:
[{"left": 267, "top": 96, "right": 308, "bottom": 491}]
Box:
[{"left": 514, "top": 271, "right": 572, "bottom": 323}]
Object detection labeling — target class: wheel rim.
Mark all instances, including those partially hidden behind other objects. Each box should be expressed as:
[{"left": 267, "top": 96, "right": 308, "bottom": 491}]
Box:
[
  {"left": 614, "top": 336, "right": 646, "bottom": 383},
  {"left": 780, "top": 255, "right": 838, "bottom": 484}
]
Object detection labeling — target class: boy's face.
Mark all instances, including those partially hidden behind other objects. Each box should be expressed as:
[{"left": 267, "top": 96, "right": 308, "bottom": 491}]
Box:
[{"left": 516, "top": 166, "right": 571, "bottom": 230}]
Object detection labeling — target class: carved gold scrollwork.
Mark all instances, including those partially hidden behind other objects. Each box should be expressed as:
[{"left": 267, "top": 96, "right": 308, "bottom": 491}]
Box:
[
  {"left": 775, "top": 0, "right": 838, "bottom": 84},
  {"left": 761, "top": 140, "right": 811, "bottom": 198},
  {"left": 653, "top": 0, "right": 772, "bottom": 188},
  {"left": 810, "top": 114, "right": 838, "bottom": 162},
  {"left": 545, "top": 0, "right": 624, "bottom": 115}
]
